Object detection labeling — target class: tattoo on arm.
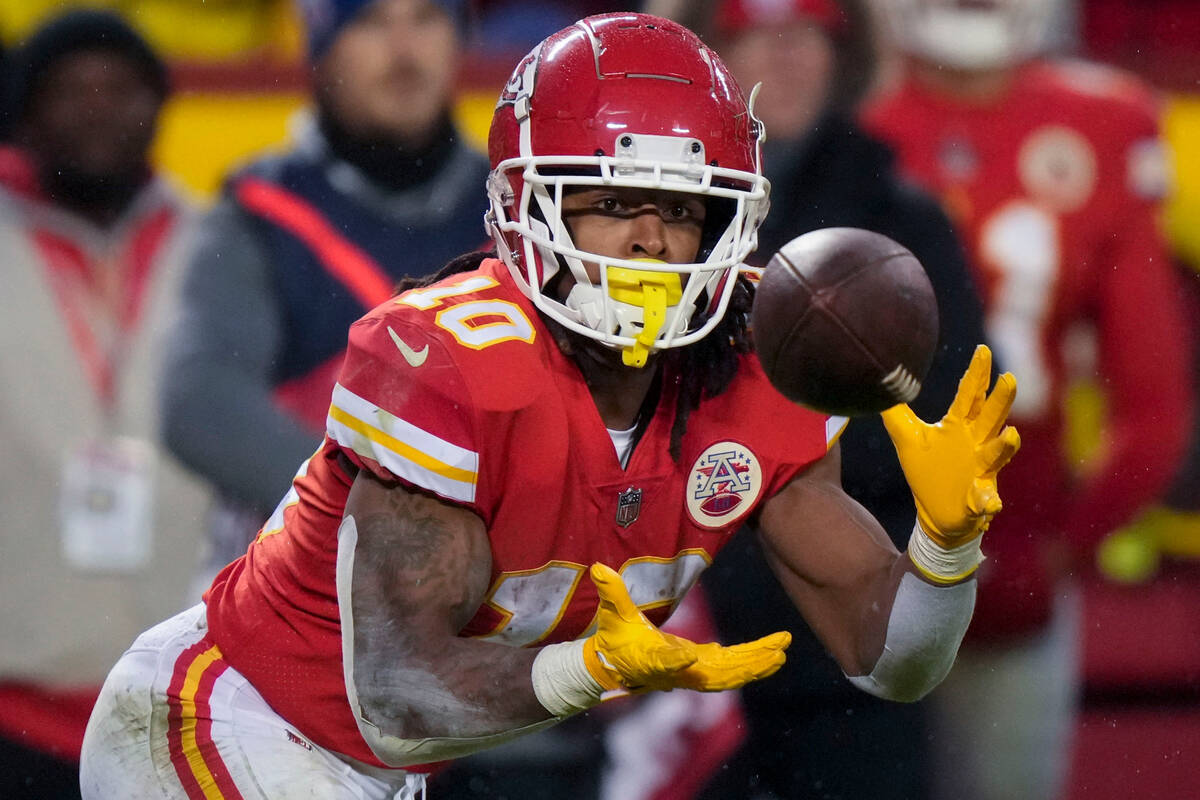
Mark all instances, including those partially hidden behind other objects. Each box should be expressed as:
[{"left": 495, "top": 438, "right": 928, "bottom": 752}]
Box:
[{"left": 347, "top": 477, "right": 546, "bottom": 740}]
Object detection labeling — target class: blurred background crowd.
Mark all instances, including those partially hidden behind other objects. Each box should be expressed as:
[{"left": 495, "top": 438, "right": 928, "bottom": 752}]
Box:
[{"left": 1, "top": 1, "right": 1199, "bottom": 798}]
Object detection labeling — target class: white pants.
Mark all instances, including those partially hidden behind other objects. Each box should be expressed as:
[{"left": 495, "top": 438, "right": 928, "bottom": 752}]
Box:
[
  {"left": 79, "top": 604, "right": 426, "bottom": 800},
  {"left": 929, "top": 588, "right": 1082, "bottom": 800}
]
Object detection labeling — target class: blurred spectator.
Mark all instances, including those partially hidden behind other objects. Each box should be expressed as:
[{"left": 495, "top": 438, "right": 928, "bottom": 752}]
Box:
[
  {"left": 0, "top": 9, "right": 208, "bottom": 798},
  {"left": 862, "top": 1, "right": 1194, "bottom": 798},
  {"left": 160, "top": 0, "right": 490, "bottom": 593},
  {"left": 1085, "top": 0, "right": 1200, "bottom": 583},
  {"left": 601, "top": 1, "right": 989, "bottom": 798}
]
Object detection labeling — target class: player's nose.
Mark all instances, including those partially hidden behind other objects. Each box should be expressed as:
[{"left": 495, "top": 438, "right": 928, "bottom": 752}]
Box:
[{"left": 628, "top": 209, "right": 668, "bottom": 259}]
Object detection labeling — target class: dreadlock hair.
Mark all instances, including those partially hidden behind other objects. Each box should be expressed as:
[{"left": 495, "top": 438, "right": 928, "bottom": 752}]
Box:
[
  {"left": 393, "top": 249, "right": 494, "bottom": 295},
  {"left": 667, "top": 275, "right": 756, "bottom": 462},
  {"left": 395, "top": 250, "right": 756, "bottom": 463}
]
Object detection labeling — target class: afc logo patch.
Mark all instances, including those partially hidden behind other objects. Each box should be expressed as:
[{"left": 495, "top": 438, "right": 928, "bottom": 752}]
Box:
[{"left": 686, "top": 441, "right": 763, "bottom": 529}]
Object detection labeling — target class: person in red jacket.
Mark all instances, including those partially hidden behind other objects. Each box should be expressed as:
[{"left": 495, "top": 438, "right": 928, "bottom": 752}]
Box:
[{"left": 863, "top": 2, "right": 1194, "bottom": 798}]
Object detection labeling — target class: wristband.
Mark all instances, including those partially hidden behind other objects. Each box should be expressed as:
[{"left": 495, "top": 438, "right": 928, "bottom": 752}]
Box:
[
  {"left": 907, "top": 521, "right": 984, "bottom": 585},
  {"left": 582, "top": 637, "right": 625, "bottom": 691},
  {"left": 531, "top": 639, "right": 606, "bottom": 718}
]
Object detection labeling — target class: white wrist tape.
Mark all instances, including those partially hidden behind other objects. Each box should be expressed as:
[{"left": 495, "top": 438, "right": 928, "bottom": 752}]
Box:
[
  {"left": 847, "top": 572, "right": 976, "bottom": 702},
  {"left": 907, "top": 521, "right": 984, "bottom": 584},
  {"left": 531, "top": 639, "right": 606, "bottom": 718}
]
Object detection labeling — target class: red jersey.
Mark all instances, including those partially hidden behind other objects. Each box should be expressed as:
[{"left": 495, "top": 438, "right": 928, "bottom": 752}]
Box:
[
  {"left": 204, "top": 258, "right": 842, "bottom": 767},
  {"left": 863, "top": 59, "right": 1192, "bottom": 638}
]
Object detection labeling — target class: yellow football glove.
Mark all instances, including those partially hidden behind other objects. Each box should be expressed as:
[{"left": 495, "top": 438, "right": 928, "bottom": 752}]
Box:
[
  {"left": 584, "top": 563, "right": 790, "bottom": 693},
  {"left": 583, "top": 563, "right": 697, "bottom": 691},
  {"left": 656, "top": 633, "right": 792, "bottom": 691},
  {"left": 881, "top": 344, "right": 1022, "bottom": 548}
]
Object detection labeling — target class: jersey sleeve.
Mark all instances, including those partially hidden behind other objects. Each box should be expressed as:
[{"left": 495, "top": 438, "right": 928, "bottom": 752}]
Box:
[
  {"left": 764, "top": 410, "right": 848, "bottom": 502},
  {"left": 1064, "top": 83, "right": 1194, "bottom": 551},
  {"left": 1067, "top": 174, "right": 1193, "bottom": 552},
  {"left": 326, "top": 310, "right": 484, "bottom": 514},
  {"left": 1110, "top": 78, "right": 1170, "bottom": 204}
]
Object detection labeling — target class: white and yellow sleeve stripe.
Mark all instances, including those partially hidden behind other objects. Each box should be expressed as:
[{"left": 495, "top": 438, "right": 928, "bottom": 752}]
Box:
[
  {"left": 328, "top": 383, "right": 479, "bottom": 504},
  {"left": 257, "top": 456, "right": 311, "bottom": 542}
]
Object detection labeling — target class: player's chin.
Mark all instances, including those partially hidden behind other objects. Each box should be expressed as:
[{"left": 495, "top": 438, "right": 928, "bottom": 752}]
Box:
[{"left": 588, "top": 336, "right": 660, "bottom": 372}]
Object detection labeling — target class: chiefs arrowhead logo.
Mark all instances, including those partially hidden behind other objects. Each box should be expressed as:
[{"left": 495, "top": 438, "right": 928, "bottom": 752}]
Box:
[
  {"left": 686, "top": 441, "right": 763, "bottom": 529},
  {"left": 497, "top": 44, "right": 541, "bottom": 109}
]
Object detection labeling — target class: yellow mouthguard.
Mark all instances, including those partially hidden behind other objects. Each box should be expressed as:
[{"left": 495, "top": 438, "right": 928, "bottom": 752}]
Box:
[{"left": 606, "top": 259, "right": 683, "bottom": 368}]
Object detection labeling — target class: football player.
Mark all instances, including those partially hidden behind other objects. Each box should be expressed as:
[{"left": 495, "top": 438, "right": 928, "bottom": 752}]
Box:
[
  {"left": 863, "top": 1, "right": 1194, "bottom": 798},
  {"left": 80, "top": 13, "right": 1019, "bottom": 798}
]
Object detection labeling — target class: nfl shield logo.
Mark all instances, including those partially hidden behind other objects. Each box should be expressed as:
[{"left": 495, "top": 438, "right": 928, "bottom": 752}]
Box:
[{"left": 616, "top": 487, "right": 642, "bottom": 528}]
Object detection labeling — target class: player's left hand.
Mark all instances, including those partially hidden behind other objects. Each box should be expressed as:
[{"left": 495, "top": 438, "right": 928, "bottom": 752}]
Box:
[{"left": 881, "top": 344, "right": 1021, "bottom": 548}]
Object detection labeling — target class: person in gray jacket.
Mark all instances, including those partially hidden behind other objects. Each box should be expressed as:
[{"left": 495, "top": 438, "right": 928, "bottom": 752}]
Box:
[{"left": 160, "top": 0, "right": 491, "bottom": 589}]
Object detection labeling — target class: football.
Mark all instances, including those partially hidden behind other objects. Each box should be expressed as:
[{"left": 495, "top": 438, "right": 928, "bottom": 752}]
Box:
[{"left": 751, "top": 227, "right": 939, "bottom": 417}]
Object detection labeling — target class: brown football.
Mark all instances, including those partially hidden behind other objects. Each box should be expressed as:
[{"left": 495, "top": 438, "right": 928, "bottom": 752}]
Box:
[{"left": 751, "top": 227, "right": 939, "bottom": 416}]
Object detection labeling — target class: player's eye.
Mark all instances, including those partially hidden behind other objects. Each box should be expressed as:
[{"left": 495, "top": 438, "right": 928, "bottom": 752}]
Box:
[
  {"left": 598, "top": 196, "right": 624, "bottom": 213},
  {"left": 661, "top": 200, "right": 705, "bottom": 225}
]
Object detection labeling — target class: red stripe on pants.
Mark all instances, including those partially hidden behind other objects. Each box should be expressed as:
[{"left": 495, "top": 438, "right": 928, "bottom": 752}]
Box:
[{"left": 166, "top": 639, "right": 243, "bottom": 799}]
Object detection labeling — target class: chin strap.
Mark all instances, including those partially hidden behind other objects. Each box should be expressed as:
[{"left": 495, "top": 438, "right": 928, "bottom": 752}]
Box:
[{"left": 607, "top": 259, "right": 683, "bottom": 367}]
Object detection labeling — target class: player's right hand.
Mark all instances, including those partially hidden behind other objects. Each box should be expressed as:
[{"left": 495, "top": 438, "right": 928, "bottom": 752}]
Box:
[
  {"left": 583, "top": 564, "right": 790, "bottom": 693},
  {"left": 658, "top": 632, "right": 792, "bottom": 691},
  {"left": 583, "top": 563, "right": 697, "bottom": 692}
]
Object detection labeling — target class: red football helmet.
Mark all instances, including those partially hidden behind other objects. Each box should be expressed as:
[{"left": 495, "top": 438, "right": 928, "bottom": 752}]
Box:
[{"left": 485, "top": 13, "right": 770, "bottom": 366}]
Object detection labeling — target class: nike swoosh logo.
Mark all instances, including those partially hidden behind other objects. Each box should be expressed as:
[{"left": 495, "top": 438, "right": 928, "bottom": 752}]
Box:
[{"left": 388, "top": 326, "right": 428, "bottom": 367}]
